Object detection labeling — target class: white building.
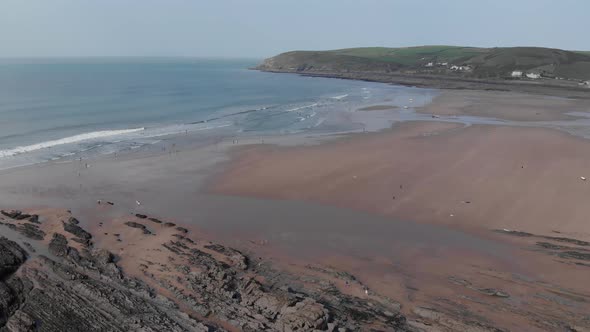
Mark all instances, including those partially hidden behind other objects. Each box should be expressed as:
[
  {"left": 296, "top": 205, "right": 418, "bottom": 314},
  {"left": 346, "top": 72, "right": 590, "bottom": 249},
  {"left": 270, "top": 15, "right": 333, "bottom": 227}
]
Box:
[
  {"left": 425, "top": 62, "right": 434, "bottom": 67},
  {"left": 450, "top": 65, "right": 471, "bottom": 71},
  {"left": 511, "top": 71, "right": 523, "bottom": 78},
  {"left": 526, "top": 72, "right": 541, "bottom": 79}
]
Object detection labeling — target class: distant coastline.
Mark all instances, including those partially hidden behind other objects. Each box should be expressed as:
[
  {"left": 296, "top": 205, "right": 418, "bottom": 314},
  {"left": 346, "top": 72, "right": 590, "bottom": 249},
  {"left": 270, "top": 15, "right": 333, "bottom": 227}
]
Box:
[{"left": 255, "top": 46, "right": 590, "bottom": 98}]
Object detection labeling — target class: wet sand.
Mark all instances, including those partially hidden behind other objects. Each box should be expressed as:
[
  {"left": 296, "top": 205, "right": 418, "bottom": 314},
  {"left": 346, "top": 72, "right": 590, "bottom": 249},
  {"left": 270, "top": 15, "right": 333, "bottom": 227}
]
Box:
[
  {"left": 2, "top": 89, "right": 590, "bottom": 330},
  {"left": 358, "top": 105, "right": 399, "bottom": 111},
  {"left": 213, "top": 121, "right": 590, "bottom": 238},
  {"left": 418, "top": 89, "right": 590, "bottom": 121}
]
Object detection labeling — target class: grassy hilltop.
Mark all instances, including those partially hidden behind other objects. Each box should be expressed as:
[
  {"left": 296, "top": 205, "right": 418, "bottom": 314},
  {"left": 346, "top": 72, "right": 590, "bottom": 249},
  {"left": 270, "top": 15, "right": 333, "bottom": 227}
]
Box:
[{"left": 258, "top": 46, "right": 590, "bottom": 81}]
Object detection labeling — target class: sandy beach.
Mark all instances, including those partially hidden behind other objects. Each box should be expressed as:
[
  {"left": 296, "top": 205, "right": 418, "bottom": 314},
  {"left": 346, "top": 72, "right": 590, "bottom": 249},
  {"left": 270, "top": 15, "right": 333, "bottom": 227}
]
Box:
[
  {"left": 417, "top": 89, "right": 590, "bottom": 121},
  {"left": 2, "top": 88, "right": 590, "bottom": 331},
  {"left": 213, "top": 120, "right": 590, "bottom": 237}
]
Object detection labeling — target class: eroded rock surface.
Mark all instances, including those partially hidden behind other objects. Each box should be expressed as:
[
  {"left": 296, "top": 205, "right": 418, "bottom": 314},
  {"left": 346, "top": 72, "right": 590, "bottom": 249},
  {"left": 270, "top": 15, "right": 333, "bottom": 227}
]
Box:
[{"left": 0, "top": 211, "right": 415, "bottom": 331}]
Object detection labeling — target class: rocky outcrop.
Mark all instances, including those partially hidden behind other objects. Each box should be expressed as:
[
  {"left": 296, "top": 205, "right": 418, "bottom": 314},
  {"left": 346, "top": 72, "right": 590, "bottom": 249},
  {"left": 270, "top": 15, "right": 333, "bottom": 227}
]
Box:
[
  {"left": 204, "top": 244, "right": 248, "bottom": 270},
  {"left": 62, "top": 219, "right": 92, "bottom": 240},
  {"left": 16, "top": 223, "right": 45, "bottom": 241},
  {"left": 148, "top": 217, "right": 163, "bottom": 224},
  {"left": 0, "top": 238, "right": 27, "bottom": 278},
  {"left": 48, "top": 233, "right": 69, "bottom": 257},
  {"left": 0, "top": 237, "right": 28, "bottom": 328},
  {"left": 1, "top": 210, "right": 24, "bottom": 219},
  {"left": 0, "top": 235, "right": 213, "bottom": 331},
  {"left": 176, "top": 227, "right": 189, "bottom": 234},
  {"left": 0, "top": 212, "right": 413, "bottom": 332},
  {"left": 124, "top": 221, "right": 152, "bottom": 235},
  {"left": 155, "top": 239, "right": 409, "bottom": 331}
]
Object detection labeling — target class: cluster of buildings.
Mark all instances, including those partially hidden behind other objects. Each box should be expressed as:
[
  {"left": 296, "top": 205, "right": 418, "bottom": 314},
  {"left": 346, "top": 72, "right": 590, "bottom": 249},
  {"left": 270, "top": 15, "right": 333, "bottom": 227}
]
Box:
[
  {"left": 423, "top": 61, "right": 471, "bottom": 72},
  {"left": 421, "top": 62, "right": 587, "bottom": 84},
  {"left": 424, "top": 62, "right": 449, "bottom": 68},
  {"left": 511, "top": 71, "right": 541, "bottom": 79},
  {"left": 450, "top": 65, "right": 472, "bottom": 71}
]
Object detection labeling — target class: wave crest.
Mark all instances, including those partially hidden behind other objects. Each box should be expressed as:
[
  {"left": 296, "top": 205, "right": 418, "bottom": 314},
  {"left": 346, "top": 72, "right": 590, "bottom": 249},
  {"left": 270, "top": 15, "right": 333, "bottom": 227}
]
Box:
[{"left": 0, "top": 127, "right": 145, "bottom": 158}]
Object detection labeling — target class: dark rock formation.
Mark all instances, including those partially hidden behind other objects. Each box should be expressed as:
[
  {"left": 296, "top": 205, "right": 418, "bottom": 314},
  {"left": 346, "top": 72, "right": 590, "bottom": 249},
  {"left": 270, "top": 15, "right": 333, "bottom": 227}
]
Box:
[
  {"left": 0, "top": 210, "right": 22, "bottom": 219},
  {"left": 124, "top": 221, "right": 152, "bottom": 235},
  {"left": 15, "top": 223, "right": 45, "bottom": 240},
  {"left": 135, "top": 214, "right": 147, "bottom": 219},
  {"left": 0, "top": 234, "right": 212, "bottom": 331},
  {"left": 148, "top": 217, "right": 163, "bottom": 224},
  {"left": 48, "top": 233, "right": 69, "bottom": 257},
  {"left": 62, "top": 219, "right": 92, "bottom": 240},
  {"left": 0, "top": 237, "right": 27, "bottom": 277},
  {"left": 27, "top": 215, "right": 39, "bottom": 224},
  {"left": 157, "top": 240, "right": 409, "bottom": 331},
  {"left": 176, "top": 227, "right": 188, "bottom": 234},
  {"left": 204, "top": 244, "right": 248, "bottom": 270},
  {"left": 14, "top": 213, "right": 31, "bottom": 221},
  {"left": 559, "top": 251, "right": 590, "bottom": 261},
  {"left": 0, "top": 214, "right": 415, "bottom": 332}
]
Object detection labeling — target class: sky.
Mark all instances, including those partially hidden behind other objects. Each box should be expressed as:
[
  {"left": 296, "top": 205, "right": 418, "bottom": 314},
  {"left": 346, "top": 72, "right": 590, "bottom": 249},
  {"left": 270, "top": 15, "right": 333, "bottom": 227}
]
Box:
[{"left": 1, "top": 0, "right": 588, "bottom": 58}]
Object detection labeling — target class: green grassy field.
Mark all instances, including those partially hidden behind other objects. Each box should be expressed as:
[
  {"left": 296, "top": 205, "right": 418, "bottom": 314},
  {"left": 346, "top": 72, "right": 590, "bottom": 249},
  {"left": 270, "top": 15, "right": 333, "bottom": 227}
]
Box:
[{"left": 327, "top": 46, "right": 488, "bottom": 66}]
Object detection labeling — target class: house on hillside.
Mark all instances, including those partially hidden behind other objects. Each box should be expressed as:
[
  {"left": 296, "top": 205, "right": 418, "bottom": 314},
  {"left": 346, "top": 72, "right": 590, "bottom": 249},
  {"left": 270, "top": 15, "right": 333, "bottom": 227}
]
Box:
[
  {"left": 526, "top": 72, "right": 541, "bottom": 79},
  {"left": 511, "top": 71, "right": 523, "bottom": 78},
  {"left": 425, "top": 62, "right": 434, "bottom": 67},
  {"left": 450, "top": 65, "right": 472, "bottom": 72}
]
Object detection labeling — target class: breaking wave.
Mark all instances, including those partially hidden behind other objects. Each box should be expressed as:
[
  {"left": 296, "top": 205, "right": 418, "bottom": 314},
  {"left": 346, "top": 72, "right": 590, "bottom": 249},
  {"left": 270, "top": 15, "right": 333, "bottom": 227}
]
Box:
[{"left": 0, "top": 127, "right": 145, "bottom": 158}]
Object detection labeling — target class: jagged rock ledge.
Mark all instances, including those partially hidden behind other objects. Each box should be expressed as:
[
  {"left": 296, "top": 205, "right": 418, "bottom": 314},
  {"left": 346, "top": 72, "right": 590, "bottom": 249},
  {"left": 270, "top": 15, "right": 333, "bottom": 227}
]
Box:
[{"left": 0, "top": 208, "right": 418, "bottom": 332}]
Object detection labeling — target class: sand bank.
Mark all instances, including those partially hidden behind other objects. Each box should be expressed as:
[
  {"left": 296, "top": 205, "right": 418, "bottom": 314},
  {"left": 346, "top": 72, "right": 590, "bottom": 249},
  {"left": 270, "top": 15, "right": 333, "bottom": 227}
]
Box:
[
  {"left": 418, "top": 89, "right": 590, "bottom": 121},
  {"left": 212, "top": 121, "right": 590, "bottom": 238}
]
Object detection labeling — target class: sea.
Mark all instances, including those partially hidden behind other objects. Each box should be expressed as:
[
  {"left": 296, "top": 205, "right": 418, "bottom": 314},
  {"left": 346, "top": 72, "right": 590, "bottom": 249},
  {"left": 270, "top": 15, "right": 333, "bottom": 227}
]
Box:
[{"left": 0, "top": 58, "right": 437, "bottom": 170}]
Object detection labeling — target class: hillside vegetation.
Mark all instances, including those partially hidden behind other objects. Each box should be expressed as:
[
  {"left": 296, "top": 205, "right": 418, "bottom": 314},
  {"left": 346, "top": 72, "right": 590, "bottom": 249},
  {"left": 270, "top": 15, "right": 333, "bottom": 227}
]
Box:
[{"left": 258, "top": 46, "right": 590, "bottom": 81}]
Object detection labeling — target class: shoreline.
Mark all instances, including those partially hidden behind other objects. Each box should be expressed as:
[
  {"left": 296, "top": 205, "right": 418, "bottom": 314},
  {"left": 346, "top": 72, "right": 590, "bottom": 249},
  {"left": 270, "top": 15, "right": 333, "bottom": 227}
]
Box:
[{"left": 256, "top": 68, "right": 590, "bottom": 99}]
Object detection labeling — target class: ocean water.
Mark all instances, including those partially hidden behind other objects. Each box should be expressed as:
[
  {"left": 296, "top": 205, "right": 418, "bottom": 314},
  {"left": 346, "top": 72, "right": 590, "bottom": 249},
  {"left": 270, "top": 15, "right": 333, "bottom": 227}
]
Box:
[{"left": 0, "top": 58, "right": 437, "bottom": 169}]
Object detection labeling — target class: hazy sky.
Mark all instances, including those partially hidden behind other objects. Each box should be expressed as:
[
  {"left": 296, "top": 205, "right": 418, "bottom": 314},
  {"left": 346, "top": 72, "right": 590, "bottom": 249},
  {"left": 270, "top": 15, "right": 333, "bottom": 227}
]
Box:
[{"left": 1, "top": 0, "right": 588, "bottom": 58}]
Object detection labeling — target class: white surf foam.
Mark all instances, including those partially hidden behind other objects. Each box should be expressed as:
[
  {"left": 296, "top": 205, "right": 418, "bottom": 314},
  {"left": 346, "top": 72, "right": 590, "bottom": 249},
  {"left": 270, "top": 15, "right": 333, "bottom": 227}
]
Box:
[
  {"left": 314, "top": 118, "right": 326, "bottom": 127},
  {"left": 331, "top": 94, "right": 349, "bottom": 100},
  {"left": 0, "top": 127, "right": 145, "bottom": 158},
  {"left": 286, "top": 103, "right": 318, "bottom": 112}
]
